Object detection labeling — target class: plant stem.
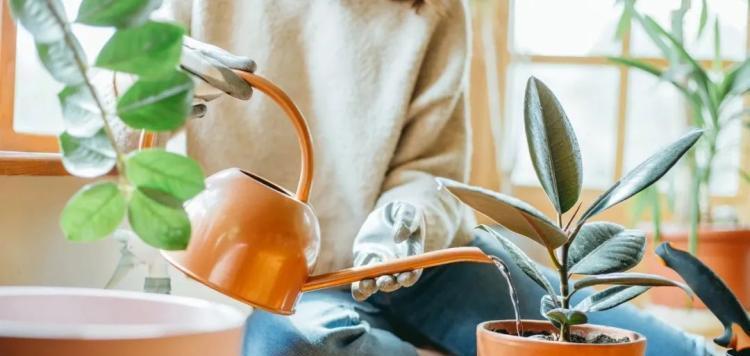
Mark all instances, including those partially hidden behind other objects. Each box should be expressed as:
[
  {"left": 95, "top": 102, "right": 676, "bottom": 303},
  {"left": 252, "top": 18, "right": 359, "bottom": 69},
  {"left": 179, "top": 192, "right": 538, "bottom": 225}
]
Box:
[{"left": 46, "top": 0, "right": 126, "bottom": 173}]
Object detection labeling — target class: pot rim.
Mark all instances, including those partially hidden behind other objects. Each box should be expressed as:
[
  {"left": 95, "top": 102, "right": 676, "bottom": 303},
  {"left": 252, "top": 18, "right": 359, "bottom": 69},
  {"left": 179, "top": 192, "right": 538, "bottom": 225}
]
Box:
[{"left": 477, "top": 319, "right": 646, "bottom": 347}]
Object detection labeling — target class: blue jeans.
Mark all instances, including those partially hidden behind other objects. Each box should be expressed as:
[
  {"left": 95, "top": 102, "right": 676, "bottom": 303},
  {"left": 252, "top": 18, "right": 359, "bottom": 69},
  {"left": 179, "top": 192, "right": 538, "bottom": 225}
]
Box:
[{"left": 244, "top": 232, "right": 710, "bottom": 355}]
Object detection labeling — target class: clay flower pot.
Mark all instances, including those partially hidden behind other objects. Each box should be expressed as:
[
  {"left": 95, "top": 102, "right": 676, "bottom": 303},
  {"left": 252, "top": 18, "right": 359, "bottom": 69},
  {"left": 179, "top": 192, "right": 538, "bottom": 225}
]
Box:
[
  {"left": 646, "top": 226, "right": 750, "bottom": 309},
  {"left": 477, "top": 320, "right": 646, "bottom": 356},
  {"left": 0, "top": 287, "right": 246, "bottom": 356}
]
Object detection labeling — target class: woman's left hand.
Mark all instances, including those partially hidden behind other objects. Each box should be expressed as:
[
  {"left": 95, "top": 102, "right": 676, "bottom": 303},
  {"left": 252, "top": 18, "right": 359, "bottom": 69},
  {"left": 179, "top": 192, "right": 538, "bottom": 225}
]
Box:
[{"left": 351, "top": 201, "right": 425, "bottom": 301}]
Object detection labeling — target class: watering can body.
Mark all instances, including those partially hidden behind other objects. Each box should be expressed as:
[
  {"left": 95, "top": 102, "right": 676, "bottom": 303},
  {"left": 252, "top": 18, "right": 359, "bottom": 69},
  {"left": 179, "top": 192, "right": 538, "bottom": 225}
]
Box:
[{"left": 162, "top": 72, "right": 493, "bottom": 315}]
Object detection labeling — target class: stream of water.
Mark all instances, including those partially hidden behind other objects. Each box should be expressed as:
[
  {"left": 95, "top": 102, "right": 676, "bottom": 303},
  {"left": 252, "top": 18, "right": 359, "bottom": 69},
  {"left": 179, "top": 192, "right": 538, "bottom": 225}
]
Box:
[{"left": 491, "top": 256, "right": 523, "bottom": 336}]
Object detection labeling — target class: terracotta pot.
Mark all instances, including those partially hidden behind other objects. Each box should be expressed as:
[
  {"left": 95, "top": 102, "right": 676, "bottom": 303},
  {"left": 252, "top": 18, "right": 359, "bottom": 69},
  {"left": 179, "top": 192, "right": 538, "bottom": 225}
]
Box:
[
  {"left": 646, "top": 226, "right": 750, "bottom": 309},
  {"left": 476, "top": 320, "right": 646, "bottom": 356},
  {"left": 0, "top": 287, "right": 245, "bottom": 356}
]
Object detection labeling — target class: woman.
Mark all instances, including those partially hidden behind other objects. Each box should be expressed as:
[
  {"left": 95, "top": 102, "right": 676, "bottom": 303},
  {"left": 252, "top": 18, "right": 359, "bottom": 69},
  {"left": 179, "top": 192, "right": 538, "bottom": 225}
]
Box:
[{"left": 161, "top": 1, "right": 711, "bottom": 355}]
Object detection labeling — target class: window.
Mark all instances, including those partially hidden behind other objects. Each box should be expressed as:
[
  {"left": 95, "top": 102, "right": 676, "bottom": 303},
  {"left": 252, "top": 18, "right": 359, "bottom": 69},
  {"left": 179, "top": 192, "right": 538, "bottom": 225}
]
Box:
[
  {"left": 0, "top": 0, "right": 111, "bottom": 174},
  {"left": 469, "top": 0, "right": 750, "bottom": 223}
]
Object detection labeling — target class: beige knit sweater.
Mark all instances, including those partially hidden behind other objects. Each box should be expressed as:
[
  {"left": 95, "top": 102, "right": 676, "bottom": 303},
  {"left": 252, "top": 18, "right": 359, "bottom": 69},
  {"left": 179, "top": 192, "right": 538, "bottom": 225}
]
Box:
[{"left": 161, "top": 0, "right": 474, "bottom": 274}]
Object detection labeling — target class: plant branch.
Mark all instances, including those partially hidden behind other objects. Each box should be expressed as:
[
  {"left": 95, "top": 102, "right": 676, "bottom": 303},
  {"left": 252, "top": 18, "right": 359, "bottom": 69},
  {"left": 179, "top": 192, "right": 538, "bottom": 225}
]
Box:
[
  {"left": 46, "top": 0, "right": 126, "bottom": 173},
  {"left": 564, "top": 202, "right": 583, "bottom": 232}
]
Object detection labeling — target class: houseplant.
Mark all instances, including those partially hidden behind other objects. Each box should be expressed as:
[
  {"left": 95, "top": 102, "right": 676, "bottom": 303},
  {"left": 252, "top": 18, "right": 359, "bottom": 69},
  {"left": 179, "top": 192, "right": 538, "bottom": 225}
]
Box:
[
  {"left": 611, "top": 0, "right": 750, "bottom": 308},
  {"left": 656, "top": 242, "right": 750, "bottom": 355},
  {"left": 438, "top": 77, "right": 699, "bottom": 354}
]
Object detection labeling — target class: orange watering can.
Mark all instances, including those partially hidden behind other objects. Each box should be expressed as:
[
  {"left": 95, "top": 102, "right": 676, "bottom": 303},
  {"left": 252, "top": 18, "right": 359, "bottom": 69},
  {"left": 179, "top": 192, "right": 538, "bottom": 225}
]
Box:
[{"left": 161, "top": 71, "right": 495, "bottom": 315}]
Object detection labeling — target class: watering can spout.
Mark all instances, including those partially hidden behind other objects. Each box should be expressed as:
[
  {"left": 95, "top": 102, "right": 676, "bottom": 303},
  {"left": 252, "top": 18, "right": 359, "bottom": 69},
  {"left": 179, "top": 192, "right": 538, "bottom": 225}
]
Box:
[{"left": 161, "top": 70, "right": 495, "bottom": 315}]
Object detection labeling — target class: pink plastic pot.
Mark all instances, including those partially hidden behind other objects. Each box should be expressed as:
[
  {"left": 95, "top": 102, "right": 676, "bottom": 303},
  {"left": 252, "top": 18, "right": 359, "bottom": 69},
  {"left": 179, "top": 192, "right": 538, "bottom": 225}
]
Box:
[{"left": 0, "top": 287, "right": 246, "bottom": 356}]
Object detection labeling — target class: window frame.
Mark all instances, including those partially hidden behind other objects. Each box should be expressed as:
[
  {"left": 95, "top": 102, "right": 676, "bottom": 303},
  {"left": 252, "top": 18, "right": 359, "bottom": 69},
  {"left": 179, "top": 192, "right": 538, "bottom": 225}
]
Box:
[{"left": 0, "top": 1, "right": 66, "bottom": 175}]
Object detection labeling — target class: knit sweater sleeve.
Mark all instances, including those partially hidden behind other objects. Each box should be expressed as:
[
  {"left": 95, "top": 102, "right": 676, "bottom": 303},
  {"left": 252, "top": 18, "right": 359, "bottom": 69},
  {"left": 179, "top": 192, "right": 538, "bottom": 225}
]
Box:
[{"left": 374, "top": 0, "right": 473, "bottom": 252}]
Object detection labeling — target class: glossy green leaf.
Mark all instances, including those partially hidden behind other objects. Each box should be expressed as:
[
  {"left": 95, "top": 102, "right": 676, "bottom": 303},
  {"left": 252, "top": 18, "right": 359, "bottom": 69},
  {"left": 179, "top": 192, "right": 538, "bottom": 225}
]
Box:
[
  {"left": 59, "top": 129, "right": 116, "bottom": 177},
  {"left": 524, "top": 77, "right": 582, "bottom": 214},
  {"left": 574, "top": 286, "right": 649, "bottom": 313},
  {"left": 60, "top": 181, "right": 126, "bottom": 241},
  {"left": 128, "top": 187, "right": 191, "bottom": 250},
  {"left": 573, "top": 272, "right": 692, "bottom": 297},
  {"left": 76, "top": 0, "right": 162, "bottom": 28},
  {"left": 656, "top": 243, "right": 750, "bottom": 348},
  {"left": 36, "top": 37, "right": 86, "bottom": 85},
  {"left": 117, "top": 71, "right": 194, "bottom": 131},
  {"left": 579, "top": 129, "right": 702, "bottom": 222},
  {"left": 95, "top": 21, "right": 184, "bottom": 77},
  {"left": 9, "top": 0, "right": 66, "bottom": 43},
  {"left": 58, "top": 85, "right": 103, "bottom": 137},
  {"left": 567, "top": 222, "right": 646, "bottom": 275},
  {"left": 545, "top": 308, "right": 588, "bottom": 326},
  {"left": 437, "top": 178, "right": 567, "bottom": 249},
  {"left": 478, "top": 225, "right": 557, "bottom": 298},
  {"left": 125, "top": 149, "right": 205, "bottom": 201},
  {"left": 541, "top": 294, "right": 563, "bottom": 323}
]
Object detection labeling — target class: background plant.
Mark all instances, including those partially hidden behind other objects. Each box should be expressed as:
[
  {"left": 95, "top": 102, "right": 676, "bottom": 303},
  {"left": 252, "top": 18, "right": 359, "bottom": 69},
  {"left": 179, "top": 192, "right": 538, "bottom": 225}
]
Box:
[
  {"left": 611, "top": 0, "right": 750, "bottom": 253},
  {"left": 10, "top": 0, "right": 203, "bottom": 250},
  {"left": 438, "top": 77, "right": 697, "bottom": 342}
]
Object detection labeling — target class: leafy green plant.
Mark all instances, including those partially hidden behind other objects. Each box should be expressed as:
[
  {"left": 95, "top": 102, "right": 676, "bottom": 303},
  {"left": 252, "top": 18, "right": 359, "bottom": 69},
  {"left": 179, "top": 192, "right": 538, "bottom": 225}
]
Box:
[
  {"left": 611, "top": 1, "right": 750, "bottom": 254},
  {"left": 438, "top": 77, "right": 699, "bottom": 342},
  {"left": 656, "top": 242, "right": 750, "bottom": 354},
  {"left": 10, "top": 0, "right": 203, "bottom": 250}
]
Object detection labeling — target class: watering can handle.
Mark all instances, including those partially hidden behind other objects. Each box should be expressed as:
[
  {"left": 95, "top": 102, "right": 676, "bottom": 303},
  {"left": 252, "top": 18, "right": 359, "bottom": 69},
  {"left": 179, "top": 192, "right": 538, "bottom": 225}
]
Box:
[
  {"left": 301, "top": 247, "right": 494, "bottom": 292},
  {"left": 140, "top": 71, "right": 315, "bottom": 203}
]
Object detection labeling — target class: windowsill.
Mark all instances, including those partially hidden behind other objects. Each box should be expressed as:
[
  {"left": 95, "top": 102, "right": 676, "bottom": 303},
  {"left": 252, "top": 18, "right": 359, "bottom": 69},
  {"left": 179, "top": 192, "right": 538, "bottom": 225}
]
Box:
[{"left": 0, "top": 151, "right": 67, "bottom": 176}]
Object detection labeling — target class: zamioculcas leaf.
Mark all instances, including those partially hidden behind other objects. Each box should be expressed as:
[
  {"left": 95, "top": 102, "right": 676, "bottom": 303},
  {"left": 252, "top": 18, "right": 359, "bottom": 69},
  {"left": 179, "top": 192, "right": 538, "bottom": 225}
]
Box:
[
  {"left": 574, "top": 286, "right": 650, "bottom": 313},
  {"left": 128, "top": 187, "right": 191, "bottom": 250},
  {"left": 9, "top": 0, "right": 66, "bottom": 43},
  {"left": 573, "top": 272, "right": 692, "bottom": 297},
  {"left": 95, "top": 21, "right": 184, "bottom": 77},
  {"left": 545, "top": 308, "right": 588, "bottom": 326},
  {"left": 117, "top": 71, "right": 194, "bottom": 131},
  {"left": 524, "top": 77, "right": 582, "bottom": 214},
  {"left": 36, "top": 38, "right": 86, "bottom": 85},
  {"left": 60, "top": 181, "right": 126, "bottom": 242},
  {"left": 76, "top": 0, "right": 162, "bottom": 28},
  {"left": 59, "top": 129, "right": 116, "bottom": 178},
  {"left": 125, "top": 149, "right": 205, "bottom": 201},
  {"left": 437, "top": 178, "right": 567, "bottom": 249},
  {"left": 478, "top": 225, "right": 558, "bottom": 298},
  {"left": 567, "top": 222, "right": 646, "bottom": 275},
  {"left": 656, "top": 243, "right": 750, "bottom": 348},
  {"left": 579, "top": 129, "right": 702, "bottom": 222},
  {"left": 58, "top": 85, "right": 103, "bottom": 137}
]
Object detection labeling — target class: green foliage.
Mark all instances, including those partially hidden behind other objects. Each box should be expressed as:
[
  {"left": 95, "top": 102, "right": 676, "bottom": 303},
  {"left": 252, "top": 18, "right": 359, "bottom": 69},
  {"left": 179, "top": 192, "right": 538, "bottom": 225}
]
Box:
[
  {"left": 76, "top": 0, "right": 162, "bottom": 28},
  {"left": 117, "top": 71, "right": 194, "bottom": 131},
  {"left": 60, "top": 181, "right": 126, "bottom": 241},
  {"left": 524, "top": 77, "right": 582, "bottom": 214},
  {"left": 567, "top": 222, "right": 645, "bottom": 275},
  {"left": 438, "top": 178, "right": 567, "bottom": 249},
  {"left": 128, "top": 187, "right": 191, "bottom": 250},
  {"left": 578, "top": 129, "right": 703, "bottom": 222},
  {"left": 574, "top": 286, "right": 650, "bottom": 313},
  {"left": 11, "top": 0, "right": 204, "bottom": 250},
  {"left": 95, "top": 21, "right": 184, "bottom": 77},
  {"left": 441, "top": 77, "right": 698, "bottom": 342},
  {"left": 478, "top": 225, "right": 557, "bottom": 299},
  {"left": 656, "top": 243, "right": 750, "bottom": 350},
  {"left": 58, "top": 85, "right": 104, "bottom": 137},
  {"left": 59, "top": 129, "right": 117, "bottom": 177},
  {"left": 125, "top": 149, "right": 205, "bottom": 202}
]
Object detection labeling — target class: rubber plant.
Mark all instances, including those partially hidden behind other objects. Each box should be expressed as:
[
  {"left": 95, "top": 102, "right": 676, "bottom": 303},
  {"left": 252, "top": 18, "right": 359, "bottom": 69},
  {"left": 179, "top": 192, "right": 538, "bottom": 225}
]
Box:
[
  {"left": 438, "top": 77, "right": 700, "bottom": 342},
  {"left": 656, "top": 242, "right": 750, "bottom": 355},
  {"left": 611, "top": 0, "right": 750, "bottom": 253},
  {"left": 9, "top": 0, "right": 203, "bottom": 250}
]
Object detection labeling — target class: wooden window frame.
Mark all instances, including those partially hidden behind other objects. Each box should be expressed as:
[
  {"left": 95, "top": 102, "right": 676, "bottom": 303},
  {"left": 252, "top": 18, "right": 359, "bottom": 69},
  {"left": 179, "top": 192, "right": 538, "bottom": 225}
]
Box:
[
  {"left": 0, "top": 1, "right": 65, "bottom": 175},
  {"left": 469, "top": 0, "right": 750, "bottom": 223}
]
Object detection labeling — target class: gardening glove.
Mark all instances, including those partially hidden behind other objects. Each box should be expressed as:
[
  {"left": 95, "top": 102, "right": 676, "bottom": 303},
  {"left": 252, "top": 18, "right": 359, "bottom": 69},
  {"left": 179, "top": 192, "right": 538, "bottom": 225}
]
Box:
[
  {"left": 180, "top": 36, "right": 256, "bottom": 117},
  {"left": 351, "top": 201, "right": 425, "bottom": 301}
]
